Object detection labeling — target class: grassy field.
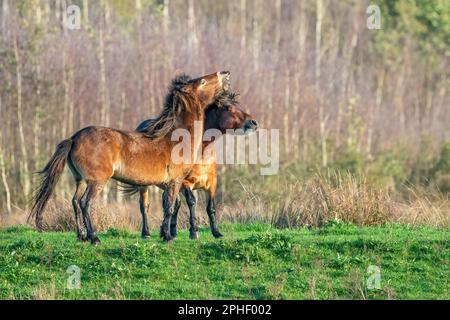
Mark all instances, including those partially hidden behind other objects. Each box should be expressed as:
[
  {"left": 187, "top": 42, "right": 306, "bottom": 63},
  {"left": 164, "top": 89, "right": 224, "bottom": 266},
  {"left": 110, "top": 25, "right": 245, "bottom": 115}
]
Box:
[{"left": 0, "top": 222, "right": 448, "bottom": 300}]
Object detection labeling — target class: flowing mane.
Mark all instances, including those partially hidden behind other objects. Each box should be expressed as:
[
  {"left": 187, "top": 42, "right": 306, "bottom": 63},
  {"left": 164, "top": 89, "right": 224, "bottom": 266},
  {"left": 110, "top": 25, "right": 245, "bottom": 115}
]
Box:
[
  {"left": 214, "top": 91, "right": 239, "bottom": 108},
  {"left": 28, "top": 70, "right": 230, "bottom": 244},
  {"left": 140, "top": 74, "right": 192, "bottom": 139},
  {"left": 136, "top": 90, "right": 239, "bottom": 135}
]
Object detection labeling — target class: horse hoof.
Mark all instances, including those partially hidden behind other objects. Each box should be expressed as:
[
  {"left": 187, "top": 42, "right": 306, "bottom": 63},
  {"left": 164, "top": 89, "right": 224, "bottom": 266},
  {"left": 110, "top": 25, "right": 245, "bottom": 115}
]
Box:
[
  {"left": 163, "top": 235, "right": 173, "bottom": 243},
  {"left": 77, "top": 235, "right": 89, "bottom": 242},
  {"left": 90, "top": 236, "right": 101, "bottom": 246},
  {"left": 189, "top": 231, "right": 200, "bottom": 240},
  {"left": 212, "top": 230, "right": 223, "bottom": 238},
  {"left": 141, "top": 234, "right": 151, "bottom": 240}
]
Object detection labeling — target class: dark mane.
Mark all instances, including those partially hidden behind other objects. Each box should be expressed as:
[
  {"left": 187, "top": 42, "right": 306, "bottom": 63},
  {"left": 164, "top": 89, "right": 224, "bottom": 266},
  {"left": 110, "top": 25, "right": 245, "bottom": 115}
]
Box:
[
  {"left": 137, "top": 88, "right": 239, "bottom": 135},
  {"left": 214, "top": 91, "right": 239, "bottom": 108},
  {"left": 140, "top": 74, "right": 192, "bottom": 138}
]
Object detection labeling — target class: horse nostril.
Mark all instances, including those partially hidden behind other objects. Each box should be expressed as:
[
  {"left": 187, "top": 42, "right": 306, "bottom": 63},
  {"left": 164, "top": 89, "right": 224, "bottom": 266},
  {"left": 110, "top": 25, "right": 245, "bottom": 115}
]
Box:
[{"left": 250, "top": 120, "right": 258, "bottom": 127}]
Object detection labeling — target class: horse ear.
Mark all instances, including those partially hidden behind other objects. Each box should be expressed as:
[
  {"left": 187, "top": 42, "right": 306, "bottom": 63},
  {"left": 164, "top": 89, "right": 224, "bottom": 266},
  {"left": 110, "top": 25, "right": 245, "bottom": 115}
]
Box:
[
  {"left": 179, "top": 83, "right": 189, "bottom": 93},
  {"left": 171, "top": 70, "right": 191, "bottom": 93},
  {"left": 174, "top": 69, "right": 184, "bottom": 78}
]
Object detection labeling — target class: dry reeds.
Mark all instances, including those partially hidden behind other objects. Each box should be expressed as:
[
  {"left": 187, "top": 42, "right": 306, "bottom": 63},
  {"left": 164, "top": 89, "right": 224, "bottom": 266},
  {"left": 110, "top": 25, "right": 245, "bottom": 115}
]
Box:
[{"left": 1, "top": 173, "right": 448, "bottom": 232}]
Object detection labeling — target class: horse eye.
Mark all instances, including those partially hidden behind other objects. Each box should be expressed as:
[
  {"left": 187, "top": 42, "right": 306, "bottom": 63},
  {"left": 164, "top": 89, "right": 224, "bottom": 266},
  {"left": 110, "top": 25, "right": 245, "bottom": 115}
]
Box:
[{"left": 200, "top": 79, "right": 207, "bottom": 86}]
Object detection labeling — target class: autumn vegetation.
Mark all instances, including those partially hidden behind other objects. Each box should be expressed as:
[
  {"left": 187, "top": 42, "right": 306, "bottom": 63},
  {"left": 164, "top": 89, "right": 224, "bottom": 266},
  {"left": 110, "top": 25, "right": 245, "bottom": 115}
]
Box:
[{"left": 0, "top": 0, "right": 449, "bottom": 229}]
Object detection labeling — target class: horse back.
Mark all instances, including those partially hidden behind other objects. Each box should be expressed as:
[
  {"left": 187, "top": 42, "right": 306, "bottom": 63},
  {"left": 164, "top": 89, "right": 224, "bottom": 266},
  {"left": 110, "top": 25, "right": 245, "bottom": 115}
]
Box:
[{"left": 69, "top": 126, "right": 189, "bottom": 185}]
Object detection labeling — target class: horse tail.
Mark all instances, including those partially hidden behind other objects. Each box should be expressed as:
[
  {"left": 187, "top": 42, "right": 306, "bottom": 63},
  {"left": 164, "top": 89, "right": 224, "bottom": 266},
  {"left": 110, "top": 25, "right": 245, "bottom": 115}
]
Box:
[
  {"left": 28, "top": 139, "right": 73, "bottom": 230},
  {"left": 118, "top": 183, "right": 140, "bottom": 196}
]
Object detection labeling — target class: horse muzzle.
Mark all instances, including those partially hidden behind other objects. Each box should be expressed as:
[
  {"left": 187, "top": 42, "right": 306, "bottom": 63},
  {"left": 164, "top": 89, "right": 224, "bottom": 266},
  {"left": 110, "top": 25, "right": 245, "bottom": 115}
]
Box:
[
  {"left": 219, "top": 71, "right": 231, "bottom": 91},
  {"left": 243, "top": 119, "right": 259, "bottom": 133}
]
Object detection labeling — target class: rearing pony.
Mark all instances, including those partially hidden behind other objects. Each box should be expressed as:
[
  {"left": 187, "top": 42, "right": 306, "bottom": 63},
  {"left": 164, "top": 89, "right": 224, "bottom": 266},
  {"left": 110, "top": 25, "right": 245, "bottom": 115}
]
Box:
[
  {"left": 122, "top": 91, "right": 258, "bottom": 239},
  {"left": 29, "top": 71, "right": 230, "bottom": 244}
]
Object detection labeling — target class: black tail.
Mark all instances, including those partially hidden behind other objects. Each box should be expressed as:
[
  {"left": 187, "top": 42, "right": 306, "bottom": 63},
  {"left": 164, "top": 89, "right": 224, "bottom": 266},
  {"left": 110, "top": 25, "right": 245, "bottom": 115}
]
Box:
[
  {"left": 28, "top": 139, "right": 73, "bottom": 230},
  {"left": 118, "top": 183, "right": 140, "bottom": 197}
]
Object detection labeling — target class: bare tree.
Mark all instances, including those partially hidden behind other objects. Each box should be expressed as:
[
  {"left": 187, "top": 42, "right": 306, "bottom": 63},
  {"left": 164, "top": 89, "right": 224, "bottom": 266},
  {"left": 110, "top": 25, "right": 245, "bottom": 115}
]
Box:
[
  {"left": 315, "top": 0, "right": 327, "bottom": 167},
  {"left": 0, "top": 95, "right": 11, "bottom": 214},
  {"left": 0, "top": 0, "right": 448, "bottom": 214},
  {"left": 13, "top": 37, "right": 31, "bottom": 201}
]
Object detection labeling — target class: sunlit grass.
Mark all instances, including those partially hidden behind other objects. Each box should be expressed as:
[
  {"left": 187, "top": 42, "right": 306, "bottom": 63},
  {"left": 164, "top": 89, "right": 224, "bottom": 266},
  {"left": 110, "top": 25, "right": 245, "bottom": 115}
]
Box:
[{"left": 0, "top": 223, "right": 448, "bottom": 300}]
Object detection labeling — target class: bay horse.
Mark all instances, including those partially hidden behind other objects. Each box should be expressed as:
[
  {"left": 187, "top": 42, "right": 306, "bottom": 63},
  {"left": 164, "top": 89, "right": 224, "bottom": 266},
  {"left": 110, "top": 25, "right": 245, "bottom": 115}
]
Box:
[
  {"left": 29, "top": 71, "right": 231, "bottom": 244},
  {"left": 122, "top": 90, "right": 258, "bottom": 239}
]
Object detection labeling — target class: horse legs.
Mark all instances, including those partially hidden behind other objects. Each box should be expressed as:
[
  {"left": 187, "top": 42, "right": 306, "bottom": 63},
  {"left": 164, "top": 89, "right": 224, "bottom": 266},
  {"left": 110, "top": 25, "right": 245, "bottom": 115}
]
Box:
[
  {"left": 170, "top": 195, "right": 181, "bottom": 238},
  {"left": 160, "top": 184, "right": 180, "bottom": 243},
  {"left": 138, "top": 187, "right": 151, "bottom": 239},
  {"left": 206, "top": 185, "right": 223, "bottom": 238},
  {"left": 72, "top": 180, "right": 88, "bottom": 241},
  {"left": 182, "top": 187, "right": 199, "bottom": 240},
  {"left": 79, "top": 181, "right": 105, "bottom": 245}
]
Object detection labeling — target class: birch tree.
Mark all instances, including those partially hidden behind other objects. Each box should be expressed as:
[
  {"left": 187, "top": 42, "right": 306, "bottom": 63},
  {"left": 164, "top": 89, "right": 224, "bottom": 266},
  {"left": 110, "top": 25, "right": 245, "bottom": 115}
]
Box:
[
  {"left": 0, "top": 95, "right": 11, "bottom": 214},
  {"left": 13, "top": 38, "right": 31, "bottom": 202},
  {"left": 315, "top": 0, "right": 327, "bottom": 167}
]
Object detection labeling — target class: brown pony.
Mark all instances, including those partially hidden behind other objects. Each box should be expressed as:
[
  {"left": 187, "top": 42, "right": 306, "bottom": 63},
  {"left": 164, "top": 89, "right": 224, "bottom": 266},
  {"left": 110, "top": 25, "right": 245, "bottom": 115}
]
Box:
[
  {"left": 123, "top": 90, "right": 258, "bottom": 239},
  {"left": 29, "top": 71, "right": 231, "bottom": 244}
]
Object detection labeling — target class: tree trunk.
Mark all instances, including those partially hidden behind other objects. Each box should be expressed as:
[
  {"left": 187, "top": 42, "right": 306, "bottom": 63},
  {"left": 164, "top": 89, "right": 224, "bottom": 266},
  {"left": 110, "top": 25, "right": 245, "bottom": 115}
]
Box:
[
  {"left": 252, "top": 0, "right": 260, "bottom": 73},
  {"left": 297, "top": 0, "right": 307, "bottom": 58},
  {"left": 162, "top": 0, "right": 169, "bottom": 33},
  {"left": 187, "top": 0, "right": 198, "bottom": 58},
  {"left": 274, "top": 0, "right": 281, "bottom": 52},
  {"left": 240, "top": 0, "right": 246, "bottom": 57},
  {"left": 315, "top": 0, "right": 327, "bottom": 167},
  {"left": 367, "top": 69, "right": 385, "bottom": 158},
  {"left": 0, "top": 95, "right": 12, "bottom": 214},
  {"left": 2, "top": 0, "right": 8, "bottom": 39},
  {"left": 55, "top": 0, "right": 61, "bottom": 21},
  {"left": 98, "top": 28, "right": 110, "bottom": 127},
  {"left": 283, "top": 69, "right": 290, "bottom": 155},
  {"left": 98, "top": 14, "right": 110, "bottom": 203},
  {"left": 115, "top": 92, "right": 127, "bottom": 204},
  {"left": 83, "top": 0, "right": 89, "bottom": 26},
  {"left": 0, "top": 147, "right": 11, "bottom": 214},
  {"left": 13, "top": 38, "right": 31, "bottom": 202}
]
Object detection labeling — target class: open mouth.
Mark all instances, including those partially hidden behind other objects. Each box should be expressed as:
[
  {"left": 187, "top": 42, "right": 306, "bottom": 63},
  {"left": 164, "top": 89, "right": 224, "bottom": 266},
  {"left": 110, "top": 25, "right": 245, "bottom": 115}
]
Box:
[
  {"left": 220, "top": 71, "right": 231, "bottom": 91},
  {"left": 222, "top": 78, "right": 230, "bottom": 91}
]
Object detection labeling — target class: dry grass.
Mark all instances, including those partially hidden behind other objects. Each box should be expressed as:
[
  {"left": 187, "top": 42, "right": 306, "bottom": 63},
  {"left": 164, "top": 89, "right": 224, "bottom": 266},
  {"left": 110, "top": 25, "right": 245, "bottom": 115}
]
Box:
[
  {"left": 271, "top": 174, "right": 393, "bottom": 228},
  {"left": 31, "top": 281, "right": 56, "bottom": 300},
  {"left": 1, "top": 174, "right": 448, "bottom": 232},
  {"left": 0, "top": 196, "right": 163, "bottom": 232},
  {"left": 220, "top": 173, "right": 449, "bottom": 229},
  {"left": 393, "top": 186, "right": 450, "bottom": 228}
]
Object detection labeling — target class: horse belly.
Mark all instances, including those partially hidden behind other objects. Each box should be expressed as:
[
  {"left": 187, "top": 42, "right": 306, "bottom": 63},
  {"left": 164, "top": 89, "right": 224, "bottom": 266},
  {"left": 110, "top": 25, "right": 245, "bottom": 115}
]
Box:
[
  {"left": 112, "top": 160, "right": 168, "bottom": 185},
  {"left": 188, "top": 165, "right": 213, "bottom": 190}
]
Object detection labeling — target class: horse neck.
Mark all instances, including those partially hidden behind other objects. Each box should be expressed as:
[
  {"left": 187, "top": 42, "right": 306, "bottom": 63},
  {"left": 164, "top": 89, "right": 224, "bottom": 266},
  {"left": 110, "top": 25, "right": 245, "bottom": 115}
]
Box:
[
  {"left": 180, "top": 108, "right": 204, "bottom": 134},
  {"left": 178, "top": 106, "right": 205, "bottom": 164},
  {"left": 202, "top": 108, "right": 224, "bottom": 148}
]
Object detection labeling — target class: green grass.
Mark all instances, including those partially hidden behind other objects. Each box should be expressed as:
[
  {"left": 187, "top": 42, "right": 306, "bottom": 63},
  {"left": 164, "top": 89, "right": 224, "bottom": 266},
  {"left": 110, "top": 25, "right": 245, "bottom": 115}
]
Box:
[{"left": 0, "top": 223, "right": 448, "bottom": 299}]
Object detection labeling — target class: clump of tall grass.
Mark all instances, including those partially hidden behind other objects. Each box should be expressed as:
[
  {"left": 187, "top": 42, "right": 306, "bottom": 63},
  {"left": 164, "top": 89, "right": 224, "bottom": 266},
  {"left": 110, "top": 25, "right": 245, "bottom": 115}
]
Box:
[
  {"left": 0, "top": 198, "right": 163, "bottom": 232},
  {"left": 393, "top": 186, "right": 450, "bottom": 228},
  {"left": 271, "top": 173, "right": 394, "bottom": 228},
  {"left": 220, "top": 172, "right": 449, "bottom": 229},
  {"left": 1, "top": 172, "right": 448, "bottom": 232}
]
